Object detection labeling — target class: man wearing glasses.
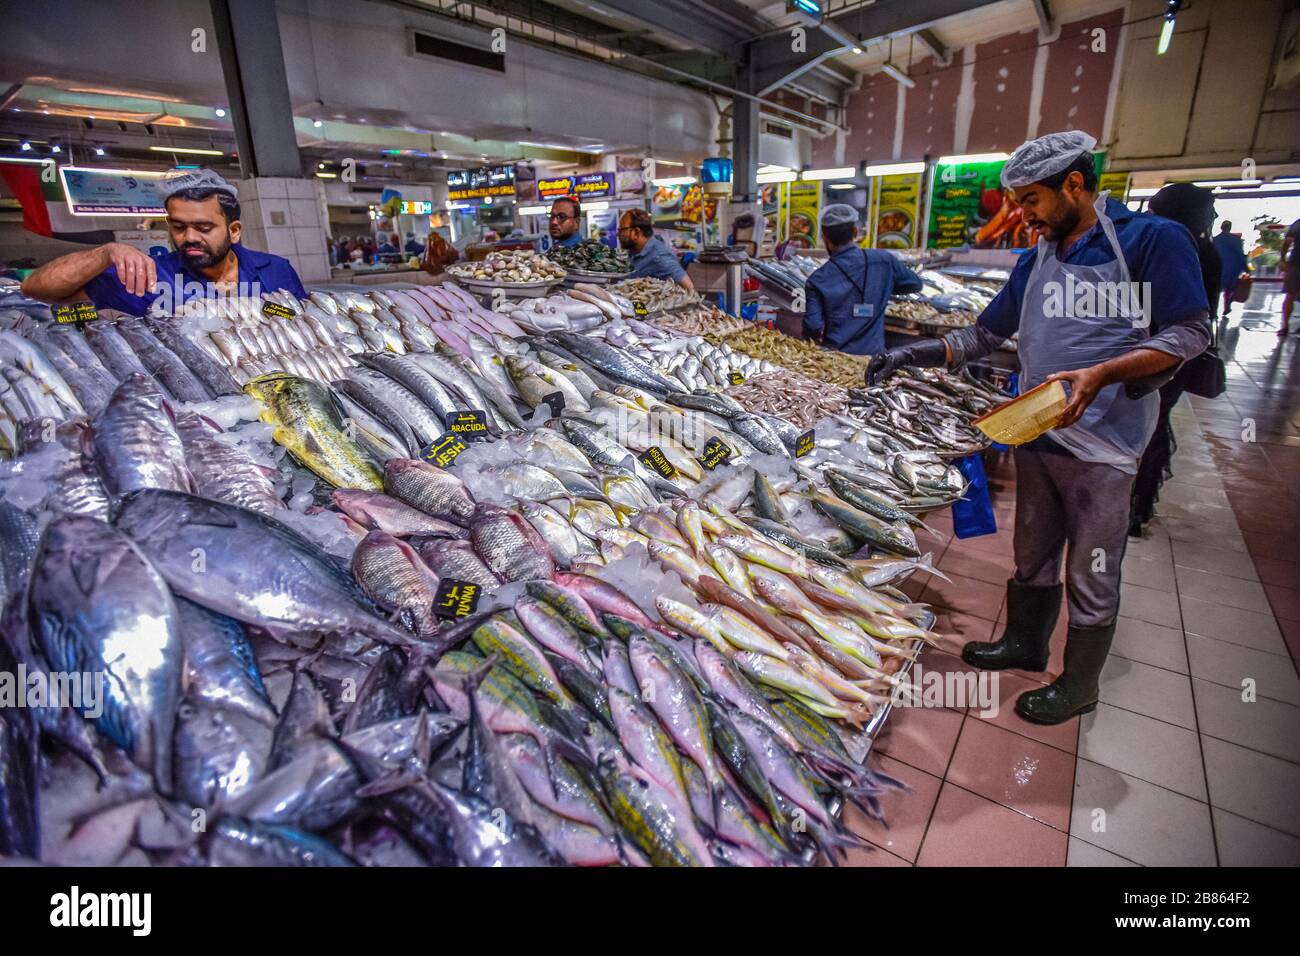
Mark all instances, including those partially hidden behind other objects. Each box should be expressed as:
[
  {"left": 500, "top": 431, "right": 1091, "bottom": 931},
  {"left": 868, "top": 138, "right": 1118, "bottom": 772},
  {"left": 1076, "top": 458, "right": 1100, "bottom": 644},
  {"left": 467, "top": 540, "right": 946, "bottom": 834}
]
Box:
[
  {"left": 618, "top": 208, "right": 695, "bottom": 292},
  {"left": 548, "top": 196, "right": 584, "bottom": 248}
]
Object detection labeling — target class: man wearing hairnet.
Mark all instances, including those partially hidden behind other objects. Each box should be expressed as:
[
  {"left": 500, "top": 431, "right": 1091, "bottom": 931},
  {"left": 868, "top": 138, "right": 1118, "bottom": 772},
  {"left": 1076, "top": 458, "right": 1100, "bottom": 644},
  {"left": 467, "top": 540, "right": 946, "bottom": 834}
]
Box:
[
  {"left": 867, "top": 131, "right": 1209, "bottom": 725},
  {"left": 804, "top": 204, "right": 922, "bottom": 355},
  {"left": 23, "top": 168, "right": 308, "bottom": 315}
]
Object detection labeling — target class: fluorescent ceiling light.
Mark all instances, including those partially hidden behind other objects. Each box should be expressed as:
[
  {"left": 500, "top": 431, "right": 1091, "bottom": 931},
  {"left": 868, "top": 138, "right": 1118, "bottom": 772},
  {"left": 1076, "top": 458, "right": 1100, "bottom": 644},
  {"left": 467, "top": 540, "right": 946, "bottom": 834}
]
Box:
[
  {"left": 1192, "top": 179, "right": 1262, "bottom": 188},
  {"left": 801, "top": 166, "right": 855, "bottom": 181},
  {"left": 518, "top": 205, "right": 549, "bottom": 216},
  {"left": 650, "top": 158, "right": 685, "bottom": 167},
  {"left": 0, "top": 156, "right": 55, "bottom": 164},
  {"left": 314, "top": 171, "right": 338, "bottom": 178},
  {"left": 756, "top": 170, "right": 798, "bottom": 183},
  {"left": 938, "top": 152, "right": 1010, "bottom": 164},
  {"left": 1157, "top": 16, "right": 1175, "bottom": 55},
  {"left": 757, "top": 164, "right": 791, "bottom": 173},
  {"left": 652, "top": 176, "right": 696, "bottom": 186},
  {"left": 881, "top": 62, "right": 916, "bottom": 89},
  {"left": 864, "top": 161, "right": 926, "bottom": 176},
  {"left": 149, "top": 145, "right": 224, "bottom": 156},
  {"left": 828, "top": 183, "right": 855, "bottom": 190}
]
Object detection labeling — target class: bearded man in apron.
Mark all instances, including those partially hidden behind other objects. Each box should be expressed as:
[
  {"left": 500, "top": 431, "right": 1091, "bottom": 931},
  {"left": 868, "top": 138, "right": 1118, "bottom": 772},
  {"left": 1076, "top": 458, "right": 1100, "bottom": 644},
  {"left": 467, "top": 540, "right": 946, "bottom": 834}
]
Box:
[{"left": 868, "top": 131, "right": 1210, "bottom": 725}]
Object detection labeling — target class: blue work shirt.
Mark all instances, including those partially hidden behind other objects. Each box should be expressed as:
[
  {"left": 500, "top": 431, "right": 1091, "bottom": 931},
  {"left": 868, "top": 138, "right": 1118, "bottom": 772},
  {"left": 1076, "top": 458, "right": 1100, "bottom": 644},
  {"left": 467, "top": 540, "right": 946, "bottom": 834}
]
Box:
[
  {"left": 805, "top": 246, "right": 923, "bottom": 355},
  {"left": 629, "top": 234, "right": 686, "bottom": 283},
  {"left": 553, "top": 232, "right": 583, "bottom": 249},
  {"left": 83, "top": 242, "right": 308, "bottom": 317},
  {"left": 1212, "top": 232, "right": 1248, "bottom": 289},
  {"left": 977, "top": 198, "right": 1209, "bottom": 340},
  {"left": 404, "top": 238, "right": 424, "bottom": 255}
]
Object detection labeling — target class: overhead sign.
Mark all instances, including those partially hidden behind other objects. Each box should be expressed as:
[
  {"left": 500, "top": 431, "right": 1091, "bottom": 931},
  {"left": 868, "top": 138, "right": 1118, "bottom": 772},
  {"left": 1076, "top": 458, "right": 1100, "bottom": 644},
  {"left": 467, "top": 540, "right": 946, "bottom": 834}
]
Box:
[
  {"left": 59, "top": 166, "right": 166, "bottom": 216},
  {"left": 537, "top": 173, "right": 614, "bottom": 200},
  {"left": 400, "top": 200, "right": 434, "bottom": 215},
  {"left": 447, "top": 164, "right": 515, "bottom": 200}
]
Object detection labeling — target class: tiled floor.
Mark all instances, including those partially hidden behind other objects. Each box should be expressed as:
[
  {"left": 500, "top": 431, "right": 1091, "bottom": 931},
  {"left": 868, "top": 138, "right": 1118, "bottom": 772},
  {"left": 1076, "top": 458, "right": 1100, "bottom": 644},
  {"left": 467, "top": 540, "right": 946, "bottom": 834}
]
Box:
[{"left": 852, "top": 288, "right": 1300, "bottom": 866}]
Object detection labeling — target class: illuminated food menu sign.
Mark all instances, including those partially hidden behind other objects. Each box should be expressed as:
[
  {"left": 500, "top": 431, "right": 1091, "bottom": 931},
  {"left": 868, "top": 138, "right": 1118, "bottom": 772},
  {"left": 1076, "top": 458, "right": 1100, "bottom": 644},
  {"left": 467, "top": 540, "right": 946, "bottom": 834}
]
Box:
[
  {"left": 400, "top": 200, "right": 434, "bottom": 215},
  {"left": 447, "top": 165, "right": 516, "bottom": 200},
  {"left": 537, "top": 173, "right": 614, "bottom": 200},
  {"left": 59, "top": 166, "right": 166, "bottom": 215}
]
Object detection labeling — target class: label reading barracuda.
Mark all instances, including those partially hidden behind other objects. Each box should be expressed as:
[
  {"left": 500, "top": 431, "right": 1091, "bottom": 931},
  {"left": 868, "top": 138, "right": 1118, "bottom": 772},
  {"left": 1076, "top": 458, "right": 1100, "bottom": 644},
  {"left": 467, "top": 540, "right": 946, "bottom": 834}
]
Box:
[
  {"left": 794, "top": 429, "right": 815, "bottom": 458},
  {"left": 541, "top": 391, "right": 566, "bottom": 417},
  {"left": 448, "top": 410, "right": 489, "bottom": 441},
  {"left": 638, "top": 446, "right": 678, "bottom": 480},
  {"left": 433, "top": 579, "right": 482, "bottom": 619},
  {"left": 728, "top": 371, "right": 746, "bottom": 386},
  {"left": 52, "top": 302, "right": 99, "bottom": 324},
  {"left": 421, "top": 432, "right": 467, "bottom": 468},
  {"left": 261, "top": 301, "right": 296, "bottom": 319},
  {"left": 633, "top": 301, "right": 648, "bottom": 316},
  {"left": 697, "top": 437, "right": 733, "bottom": 470}
]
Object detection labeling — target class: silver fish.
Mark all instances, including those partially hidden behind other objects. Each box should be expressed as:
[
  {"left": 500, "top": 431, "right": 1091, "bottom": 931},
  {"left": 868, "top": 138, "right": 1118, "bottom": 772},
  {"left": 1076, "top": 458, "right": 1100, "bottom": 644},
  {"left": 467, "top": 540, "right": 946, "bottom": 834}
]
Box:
[{"left": 92, "top": 374, "right": 194, "bottom": 495}]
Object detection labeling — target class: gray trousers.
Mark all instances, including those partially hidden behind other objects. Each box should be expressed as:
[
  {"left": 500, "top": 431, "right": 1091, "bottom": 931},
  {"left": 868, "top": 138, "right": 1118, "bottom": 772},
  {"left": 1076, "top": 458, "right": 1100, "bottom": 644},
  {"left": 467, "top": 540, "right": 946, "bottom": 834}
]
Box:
[{"left": 1012, "top": 446, "right": 1135, "bottom": 627}]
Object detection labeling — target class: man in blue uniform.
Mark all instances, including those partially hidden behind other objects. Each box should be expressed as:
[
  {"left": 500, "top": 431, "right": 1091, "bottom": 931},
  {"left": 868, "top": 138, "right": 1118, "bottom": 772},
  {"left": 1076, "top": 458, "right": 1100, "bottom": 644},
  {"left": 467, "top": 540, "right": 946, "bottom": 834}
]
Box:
[
  {"left": 803, "top": 204, "right": 922, "bottom": 355},
  {"left": 548, "top": 196, "right": 584, "bottom": 249},
  {"left": 867, "top": 131, "right": 1209, "bottom": 725},
  {"left": 619, "top": 209, "right": 695, "bottom": 291},
  {"left": 22, "top": 168, "right": 307, "bottom": 315}
]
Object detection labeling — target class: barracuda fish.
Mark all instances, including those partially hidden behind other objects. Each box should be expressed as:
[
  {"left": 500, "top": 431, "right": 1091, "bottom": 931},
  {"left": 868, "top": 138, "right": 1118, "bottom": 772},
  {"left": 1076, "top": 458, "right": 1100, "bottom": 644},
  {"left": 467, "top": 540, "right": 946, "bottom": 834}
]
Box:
[
  {"left": 245, "top": 372, "right": 383, "bottom": 490},
  {"left": 354, "top": 352, "right": 462, "bottom": 427},
  {"left": 115, "top": 488, "right": 417, "bottom": 646},
  {"left": 173, "top": 410, "right": 284, "bottom": 515},
  {"left": 404, "top": 349, "right": 525, "bottom": 429},
  {"left": 333, "top": 378, "right": 421, "bottom": 457},
  {"left": 343, "top": 366, "right": 446, "bottom": 446},
  {"left": 28, "top": 515, "right": 181, "bottom": 790},
  {"left": 334, "top": 391, "right": 413, "bottom": 460},
  {"left": 547, "top": 331, "right": 682, "bottom": 395},
  {"left": 92, "top": 373, "right": 195, "bottom": 496}
]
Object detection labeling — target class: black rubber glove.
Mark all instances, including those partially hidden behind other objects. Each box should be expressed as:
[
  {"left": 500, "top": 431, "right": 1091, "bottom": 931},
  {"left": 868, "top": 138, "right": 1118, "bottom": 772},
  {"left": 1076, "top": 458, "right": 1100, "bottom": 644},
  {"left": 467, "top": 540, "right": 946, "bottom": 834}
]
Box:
[{"left": 865, "top": 337, "right": 949, "bottom": 386}]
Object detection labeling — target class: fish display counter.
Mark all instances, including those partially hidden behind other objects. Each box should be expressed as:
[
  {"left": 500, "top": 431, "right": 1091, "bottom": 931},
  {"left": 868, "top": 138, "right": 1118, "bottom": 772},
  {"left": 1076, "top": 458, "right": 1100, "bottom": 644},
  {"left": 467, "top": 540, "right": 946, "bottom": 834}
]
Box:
[{"left": 0, "top": 276, "right": 1004, "bottom": 866}]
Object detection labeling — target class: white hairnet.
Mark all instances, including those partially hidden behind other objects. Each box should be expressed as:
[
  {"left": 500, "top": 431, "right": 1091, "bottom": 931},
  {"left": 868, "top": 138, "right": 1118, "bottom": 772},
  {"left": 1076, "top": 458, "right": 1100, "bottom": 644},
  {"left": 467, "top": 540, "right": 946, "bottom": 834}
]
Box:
[
  {"left": 158, "top": 167, "right": 238, "bottom": 200},
  {"left": 819, "top": 203, "right": 859, "bottom": 227},
  {"left": 1001, "top": 131, "right": 1098, "bottom": 189}
]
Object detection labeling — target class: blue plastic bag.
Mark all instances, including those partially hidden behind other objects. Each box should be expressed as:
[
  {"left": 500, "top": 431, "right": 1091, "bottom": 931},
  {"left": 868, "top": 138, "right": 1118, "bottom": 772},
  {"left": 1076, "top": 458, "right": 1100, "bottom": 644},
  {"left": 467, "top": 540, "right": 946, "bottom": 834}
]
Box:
[{"left": 951, "top": 453, "right": 998, "bottom": 539}]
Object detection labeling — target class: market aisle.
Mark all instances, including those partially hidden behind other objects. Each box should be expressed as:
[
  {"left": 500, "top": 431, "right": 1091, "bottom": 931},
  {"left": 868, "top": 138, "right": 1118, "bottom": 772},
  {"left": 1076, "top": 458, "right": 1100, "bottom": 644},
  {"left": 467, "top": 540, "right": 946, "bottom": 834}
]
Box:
[{"left": 860, "top": 292, "right": 1300, "bottom": 867}]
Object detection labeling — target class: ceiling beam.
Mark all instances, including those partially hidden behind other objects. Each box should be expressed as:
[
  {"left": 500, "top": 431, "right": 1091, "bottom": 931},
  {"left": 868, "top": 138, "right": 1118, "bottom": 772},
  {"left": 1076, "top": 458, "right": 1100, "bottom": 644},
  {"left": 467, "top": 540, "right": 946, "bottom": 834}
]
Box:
[
  {"left": 914, "top": 29, "right": 951, "bottom": 65},
  {"left": 1029, "top": 0, "right": 1055, "bottom": 38},
  {"left": 565, "top": 0, "right": 758, "bottom": 56}
]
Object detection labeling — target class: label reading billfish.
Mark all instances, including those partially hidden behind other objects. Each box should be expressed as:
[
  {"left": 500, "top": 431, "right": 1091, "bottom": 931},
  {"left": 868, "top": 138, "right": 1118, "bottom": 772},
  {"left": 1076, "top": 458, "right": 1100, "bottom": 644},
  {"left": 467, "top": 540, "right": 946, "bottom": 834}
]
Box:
[
  {"left": 638, "top": 446, "right": 678, "bottom": 479},
  {"left": 52, "top": 302, "right": 99, "bottom": 324},
  {"left": 633, "top": 301, "right": 648, "bottom": 316},
  {"left": 697, "top": 437, "right": 733, "bottom": 470},
  {"left": 794, "top": 429, "right": 815, "bottom": 458},
  {"left": 728, "top": 371, "right": 746, "bottom": 386},
  {"left": 449, "top": 410, "right": 489, "bottom": 441},
  {"left": 421, "top": 432, "right": 467, "bottom": 468},
  {"left": 434, "top": 579, "right": 481, "bottom": 619},
  {"left": 261, "top": 301, "right": 296, "bottom": 319},
  {"left": 541, "top": 391, "right": 566, "bottom": 417}
]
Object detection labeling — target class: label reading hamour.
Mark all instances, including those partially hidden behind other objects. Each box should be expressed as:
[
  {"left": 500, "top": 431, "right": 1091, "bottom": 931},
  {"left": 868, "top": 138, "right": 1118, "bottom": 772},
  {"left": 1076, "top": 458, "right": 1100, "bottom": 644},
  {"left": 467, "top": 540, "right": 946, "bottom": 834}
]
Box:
[
  {"left": 638, "top": 446, "right": 678, "bottom": 479},
  {"left": 434, "top": 579, "right": 482, "bottom": 619},
  {"left": 697, "top": 437, "right": 733, "bottom": 470},
  {"left": 794, "top": 429, "right": 816, "bottom": 458},
  {"left": 52, "top": 302, "right": 100, "bottom": 324},
  {"left": 421, "top": 433, "right": 468, "bottom": 469},
  {"left": 261, "top": 301, "right": 296, "bottom": 320},
  {"left": 448, "top": 409, "right": 489, "bottom": 441}
]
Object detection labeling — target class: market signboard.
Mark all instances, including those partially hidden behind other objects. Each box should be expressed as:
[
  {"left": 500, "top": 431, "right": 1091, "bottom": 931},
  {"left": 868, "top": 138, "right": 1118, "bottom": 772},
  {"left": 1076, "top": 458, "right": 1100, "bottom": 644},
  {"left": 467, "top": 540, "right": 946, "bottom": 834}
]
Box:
[
  {"left": 866, "top": 172, "right": 922, "bottom": 249},
  {"left": 926, "top": 153, "right": 1106, "bottom": 249},
  {"left": 783, "top": 180, "right": 821, "bottom": 249},
  {"left": 1098, "top": 171, "right": 1130, "bottom": 202},
  {"left": 537, "top": 173, "right": 614, "bottom": 200},
  {"left": 399, "top": 200, "right": 434, "bottom": 215},
  {"left": 447, "top": 164, "right": 515, "bottom": 200},
  {"left": 59, "top": 166, "right": 166, "bottom": 216}
]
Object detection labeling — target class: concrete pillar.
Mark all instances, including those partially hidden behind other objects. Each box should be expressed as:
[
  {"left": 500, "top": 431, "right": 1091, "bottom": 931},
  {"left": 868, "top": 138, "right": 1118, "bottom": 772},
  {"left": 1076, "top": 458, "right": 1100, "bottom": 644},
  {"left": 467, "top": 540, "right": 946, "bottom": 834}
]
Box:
[{"left": 235, "top": 177, "right": 332, "bottom": 284}]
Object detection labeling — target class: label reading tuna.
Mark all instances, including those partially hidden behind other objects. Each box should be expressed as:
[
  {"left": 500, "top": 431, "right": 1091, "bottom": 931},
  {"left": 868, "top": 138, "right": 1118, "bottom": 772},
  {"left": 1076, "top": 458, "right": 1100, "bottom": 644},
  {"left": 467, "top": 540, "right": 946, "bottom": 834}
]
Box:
[
  {"left": 697, "top": 437, "right": 733, "bottom": 470},
  {"left": 52, "top": 302, "right": 99, "bottom": 324},
  {"left": 421, "top": 432, "right": 468, "bottom": 468},
  {"left": 795, "top": 429, "right": 816, "bottom": 458},
  {"left": 434, "top": 579, "right": 482, "bottom": 619},
  {"left": 728, "top": 371, "right": 746, "bottom": 386},
  {"left": 448, "top": 410, "right": 489, "bottom": 441},
  {"left": 633, "top": 301, "right": 648, "bottom": 316},
  {"left": 261, "top": 301, "right": 296, "bottom": 320},
  {"left": 542, "top": 391, "right": 566, "bottom": 417},
  {"left": 638, "top": 446, "right": 678, "bottom": 480}
]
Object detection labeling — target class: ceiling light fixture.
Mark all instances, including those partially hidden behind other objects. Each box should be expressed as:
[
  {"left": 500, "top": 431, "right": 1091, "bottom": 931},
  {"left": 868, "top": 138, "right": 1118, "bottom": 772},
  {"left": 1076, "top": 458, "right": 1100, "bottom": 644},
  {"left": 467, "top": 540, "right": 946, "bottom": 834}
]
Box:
[
  {"left": 881, "top": 62, "right": 916, "bottom": 88},
  {"left": 864, "top": 161, "right": 926, "bottom": 176},
  {"left": 148, "top": 145, "right": 224, "bottom": 156},
  {"left": 756, "top": 170, "right": 798, "bottom": 183},
  {"left": 215, "top": 107, "right": 227, "bottom": 117},
  {"left": 651, "top": 176, "right": 697, "bottom": 186},
  {"left": 800, "top": 166, "right": 855, "bottom": 180},
  {"left": 938, "top": 152, "right": 1010, "bottom": 165}
]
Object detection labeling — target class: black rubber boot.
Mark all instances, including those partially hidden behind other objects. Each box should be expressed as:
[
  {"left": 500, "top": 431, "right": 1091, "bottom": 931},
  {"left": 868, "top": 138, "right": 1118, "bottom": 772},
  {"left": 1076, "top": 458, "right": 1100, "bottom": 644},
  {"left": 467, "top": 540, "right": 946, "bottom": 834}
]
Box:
[
  {"left": 960, "top": 579, "right": 1061, "bottom": 672},
  {"left": 1015, "top": 621, "right": 1117, "bottom": 725}
]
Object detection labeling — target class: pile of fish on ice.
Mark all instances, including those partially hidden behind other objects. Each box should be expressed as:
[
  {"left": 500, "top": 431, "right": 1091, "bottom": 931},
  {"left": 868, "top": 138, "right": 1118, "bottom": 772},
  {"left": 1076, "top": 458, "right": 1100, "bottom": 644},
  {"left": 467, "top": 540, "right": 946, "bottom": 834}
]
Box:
[{"left": 0, "top": 279, "right": 979, "bottom": 867}]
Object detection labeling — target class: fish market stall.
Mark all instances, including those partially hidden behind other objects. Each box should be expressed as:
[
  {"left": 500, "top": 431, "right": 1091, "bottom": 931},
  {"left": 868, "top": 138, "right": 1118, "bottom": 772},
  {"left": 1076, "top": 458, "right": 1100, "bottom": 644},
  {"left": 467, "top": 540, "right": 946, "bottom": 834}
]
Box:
[{"left": 0, "top": 275, "right": 999, "bottom": 867}]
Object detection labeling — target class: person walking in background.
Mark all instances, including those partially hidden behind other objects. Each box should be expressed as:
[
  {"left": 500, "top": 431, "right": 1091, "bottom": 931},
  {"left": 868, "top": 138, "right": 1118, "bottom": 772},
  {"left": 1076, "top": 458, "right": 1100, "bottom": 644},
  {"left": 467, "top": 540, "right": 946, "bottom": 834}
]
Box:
[
  {"left": 1212, "top": 221, "right": 1249, "bottom": 318},
  {"left": 1129, "top": 183, "right": 1221, "bottom": 536},
  {"left": 1281, "top": 217, "right": 1300, "bottom": 335}
]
